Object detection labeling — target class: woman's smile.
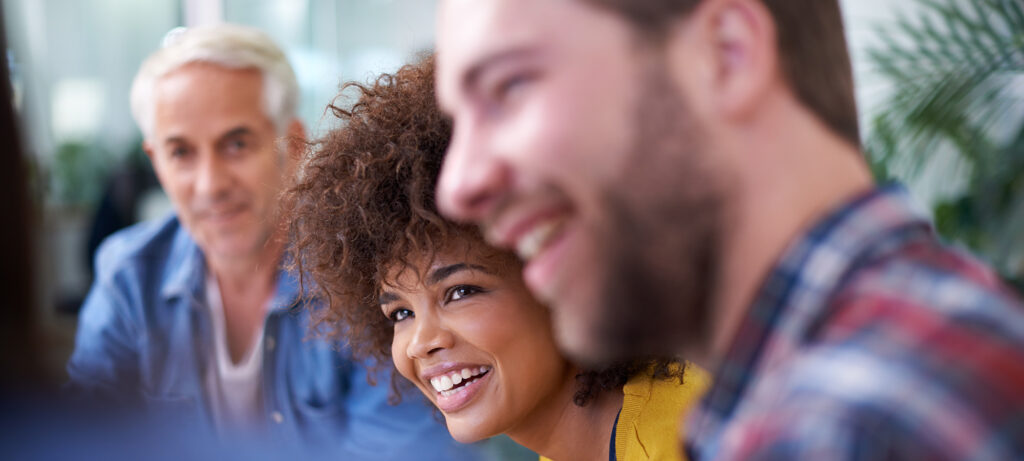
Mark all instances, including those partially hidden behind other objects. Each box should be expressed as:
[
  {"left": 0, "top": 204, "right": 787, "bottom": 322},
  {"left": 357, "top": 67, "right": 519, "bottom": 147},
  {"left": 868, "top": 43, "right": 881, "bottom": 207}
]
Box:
[{"left": 423, "top": 365, "right": 493, "bottom": 412}]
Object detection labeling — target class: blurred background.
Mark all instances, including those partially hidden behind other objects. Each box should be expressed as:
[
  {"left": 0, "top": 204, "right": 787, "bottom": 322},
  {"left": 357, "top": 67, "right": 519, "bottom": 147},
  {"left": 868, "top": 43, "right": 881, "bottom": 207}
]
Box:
[
  {"left": 4, "top": 0, "right": 439, "bottom": 378},
  {"left": 2, "top": 0, "right": 1021, "bottom": 416}
]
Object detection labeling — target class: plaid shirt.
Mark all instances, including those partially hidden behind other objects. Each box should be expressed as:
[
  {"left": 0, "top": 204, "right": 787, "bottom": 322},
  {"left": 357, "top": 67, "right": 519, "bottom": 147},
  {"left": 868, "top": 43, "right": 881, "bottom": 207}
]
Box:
[{"left": 685, "top": 184, "right": 1024, "bottom": 460}]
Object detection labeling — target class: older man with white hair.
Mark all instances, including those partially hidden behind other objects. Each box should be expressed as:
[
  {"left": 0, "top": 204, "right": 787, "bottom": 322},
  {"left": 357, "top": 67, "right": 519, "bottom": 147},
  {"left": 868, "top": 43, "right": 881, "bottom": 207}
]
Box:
[{"left": 66, "top": 24, "right": 478, "bottom": 460}]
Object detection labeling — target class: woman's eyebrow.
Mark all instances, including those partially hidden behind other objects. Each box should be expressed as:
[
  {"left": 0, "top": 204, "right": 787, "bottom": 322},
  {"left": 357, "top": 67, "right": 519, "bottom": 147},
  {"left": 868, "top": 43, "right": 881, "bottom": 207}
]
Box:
[
  {"left": 379, "top": 292, "right": 399, "bottom": 305},
  {"left": 427, "top": 263, "right": 490, "bottom": 286}
]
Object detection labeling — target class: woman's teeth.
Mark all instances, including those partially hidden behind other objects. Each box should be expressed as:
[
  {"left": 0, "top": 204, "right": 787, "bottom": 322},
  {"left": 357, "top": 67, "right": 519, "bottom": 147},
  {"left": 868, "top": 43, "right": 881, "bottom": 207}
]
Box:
[{"left": 430, "top": 366, "right": 491, "bottom": 394}]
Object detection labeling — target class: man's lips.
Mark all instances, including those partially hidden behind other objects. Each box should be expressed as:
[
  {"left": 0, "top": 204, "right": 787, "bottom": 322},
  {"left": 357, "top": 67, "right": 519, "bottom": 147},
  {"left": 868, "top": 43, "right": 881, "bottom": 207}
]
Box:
[
  {"left": 196, "top": 203, "right": 248, "bottom": 222},
  {"left": 485, "top": 206, "right": 571, "bottom": 263},
  {"left": 512, "top": 217, "right": 567, "bottom": 262}
]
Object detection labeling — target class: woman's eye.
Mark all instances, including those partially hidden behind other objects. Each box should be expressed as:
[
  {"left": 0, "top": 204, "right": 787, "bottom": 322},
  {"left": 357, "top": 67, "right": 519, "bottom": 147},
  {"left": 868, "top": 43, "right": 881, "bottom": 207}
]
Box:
[
  {"left": 446, "top": 285, "right": 483, "bottom": 303},
  {"left": 389, "top": 308, "right": 413, "bottom": 323}
]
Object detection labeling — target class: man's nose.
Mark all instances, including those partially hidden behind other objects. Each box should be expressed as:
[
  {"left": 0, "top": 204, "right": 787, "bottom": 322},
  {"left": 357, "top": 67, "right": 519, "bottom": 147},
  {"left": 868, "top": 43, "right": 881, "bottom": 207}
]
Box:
[
  {"left": 436, "top": 122, "right": 510, "bottom": 225},
  {"left": 406, "top": 313, "right": 455, "bottom": 360},
  {"left": 194, "top": 151, "right": 231, "bottom": 199}
]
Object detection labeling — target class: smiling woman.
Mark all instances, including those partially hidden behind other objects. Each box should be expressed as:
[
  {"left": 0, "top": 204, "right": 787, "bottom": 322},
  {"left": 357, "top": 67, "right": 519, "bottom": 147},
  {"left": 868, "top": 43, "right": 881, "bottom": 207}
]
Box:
[{"left": 284, "top": 55, "right": 709, "bottom": 461}]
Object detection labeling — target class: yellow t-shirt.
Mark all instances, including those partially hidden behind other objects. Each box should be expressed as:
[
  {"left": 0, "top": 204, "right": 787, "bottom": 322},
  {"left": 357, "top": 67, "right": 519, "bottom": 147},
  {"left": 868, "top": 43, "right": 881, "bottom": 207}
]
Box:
[{"left": 540, "top": 364, "right": 710, "bottom": 461}]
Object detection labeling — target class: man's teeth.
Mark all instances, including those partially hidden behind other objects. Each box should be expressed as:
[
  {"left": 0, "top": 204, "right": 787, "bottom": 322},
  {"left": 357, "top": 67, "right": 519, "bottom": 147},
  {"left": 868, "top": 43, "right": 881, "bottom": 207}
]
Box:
[
  {"left": 516, "top": 220, "right": 561, "bottom": 261},
  {"left": 430, "top": 366, "right": 491, "bottom": 393}
]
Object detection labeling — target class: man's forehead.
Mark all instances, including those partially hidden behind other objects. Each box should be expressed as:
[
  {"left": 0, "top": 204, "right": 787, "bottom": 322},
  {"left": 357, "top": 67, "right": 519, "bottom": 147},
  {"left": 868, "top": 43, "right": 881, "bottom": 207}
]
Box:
[
  {"left": 435, "top": 0, "right": 633, "bottom": 108},
  {"left": 151, "top": 65, "right": 269, "bottom": 140},
  {"left": 436, "top": 0, "right": 556, "bottom": 100}
]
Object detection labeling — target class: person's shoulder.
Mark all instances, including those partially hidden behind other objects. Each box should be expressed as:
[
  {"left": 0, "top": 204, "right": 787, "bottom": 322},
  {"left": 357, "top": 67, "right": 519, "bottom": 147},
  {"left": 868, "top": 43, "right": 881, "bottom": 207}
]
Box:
[
  {"left": 718, "top": 238, "right": 1024, "bottom": 459},
  {"left": 92, "top": 213, "right": 188, "bottom": 282},
  {"left": 739, "top": 338, "right": 1024, "bottom": 460},
  {"left": 827, "top": 236, "right": 1024, "bottom": 372},
  {"left": 624, "top": 362, "right": 711, "bottom": 409},
  {"left": 619, "top": 364, "right": 710, "bottom": 461},
  {"left": 837, "top": 233, "right": 1023, "bottom": 326}
]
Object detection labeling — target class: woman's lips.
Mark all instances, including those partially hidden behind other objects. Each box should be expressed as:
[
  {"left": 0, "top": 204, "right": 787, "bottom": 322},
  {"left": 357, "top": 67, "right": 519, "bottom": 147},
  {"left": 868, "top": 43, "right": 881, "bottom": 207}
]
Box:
[
  {"left": 431, "top": 367, "right": 492, "bottom": 413},
  {"left": 429, "top": 365, "right": 491, "bottom": 393}
]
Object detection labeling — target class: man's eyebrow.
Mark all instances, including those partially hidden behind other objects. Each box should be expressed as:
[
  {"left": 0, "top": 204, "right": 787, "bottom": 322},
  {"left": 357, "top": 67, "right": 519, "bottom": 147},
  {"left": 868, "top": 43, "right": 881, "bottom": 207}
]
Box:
[
  {"left": 427, "top": 263, "right": 491, "bottom": 286},
  {"left": 379, "top": 292, "right": 399, "bottom": 305},
  {"left": 218, "top": 126, "right": 253, "bottom": 142},
  {"left": 462, "top": 45, "right": 540, "bottom": 92},
  {"left": 163, "top": 135, "right": 188, "bottom": 146}
]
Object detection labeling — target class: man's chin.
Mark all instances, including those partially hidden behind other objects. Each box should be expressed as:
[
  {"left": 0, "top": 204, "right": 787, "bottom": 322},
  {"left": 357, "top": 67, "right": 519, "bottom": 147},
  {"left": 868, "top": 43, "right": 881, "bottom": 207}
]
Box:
[
  {"left": 200, "top": 237, "right": 268, "bottom": 263},
  {"left": 552, "top": 304, "right": 619, "bottom": 368}
]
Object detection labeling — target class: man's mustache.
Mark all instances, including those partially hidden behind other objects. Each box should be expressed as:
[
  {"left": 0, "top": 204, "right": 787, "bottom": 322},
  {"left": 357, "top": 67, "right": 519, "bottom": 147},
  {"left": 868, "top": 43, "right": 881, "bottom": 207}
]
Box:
[{"left": 189, "top": 195, "right": 248, "bottom": 219}]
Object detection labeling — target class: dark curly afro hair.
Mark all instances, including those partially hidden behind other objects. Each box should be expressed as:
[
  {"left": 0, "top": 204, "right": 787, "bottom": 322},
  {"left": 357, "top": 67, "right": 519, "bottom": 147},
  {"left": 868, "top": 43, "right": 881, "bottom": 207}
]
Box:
[{"left": 284, "top": 55, "right": 685, "bottom": 405}]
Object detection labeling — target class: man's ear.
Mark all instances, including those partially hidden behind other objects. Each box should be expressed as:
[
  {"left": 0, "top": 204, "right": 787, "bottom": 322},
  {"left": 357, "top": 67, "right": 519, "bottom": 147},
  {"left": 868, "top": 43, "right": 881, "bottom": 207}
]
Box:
[
  {"left": 285, "top": 118, "right": 306, "bottom": 161},
  {"left": 142, "top": 139, "right": 169, "bottom": 186},
  {"left": 672, "top": 0, "right": 779, "bottom": 123},
  {"left": 142, "top": 139, "right": 160, "bottom": 171},
  {"left": 142, "top": 139, "right": 154, "bottom": 160}
]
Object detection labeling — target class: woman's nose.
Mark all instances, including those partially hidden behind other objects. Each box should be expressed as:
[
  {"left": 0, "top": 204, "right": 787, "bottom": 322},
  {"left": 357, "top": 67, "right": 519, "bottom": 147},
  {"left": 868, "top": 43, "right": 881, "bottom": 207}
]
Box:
[{"left": 406, "top": 313, "right": 456, "bottom": 359}]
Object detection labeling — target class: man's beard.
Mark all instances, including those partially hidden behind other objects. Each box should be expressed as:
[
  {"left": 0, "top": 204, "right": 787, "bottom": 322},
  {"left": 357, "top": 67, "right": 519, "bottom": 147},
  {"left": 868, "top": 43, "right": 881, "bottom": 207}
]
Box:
[{"left": 584, "top": 65, "right": 724, "bottom": 365}]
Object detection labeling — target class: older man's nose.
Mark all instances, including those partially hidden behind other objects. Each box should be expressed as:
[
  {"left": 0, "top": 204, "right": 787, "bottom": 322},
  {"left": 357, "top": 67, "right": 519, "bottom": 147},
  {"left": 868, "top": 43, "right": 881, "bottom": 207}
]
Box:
[{"left": 194, "top": 151, "right": 232, "bottom": 199}]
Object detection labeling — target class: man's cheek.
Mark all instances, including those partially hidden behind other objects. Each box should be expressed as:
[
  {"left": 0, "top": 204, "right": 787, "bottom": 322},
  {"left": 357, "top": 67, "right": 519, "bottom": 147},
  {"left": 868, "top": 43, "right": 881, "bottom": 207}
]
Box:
[{"left": 491, "top": 99, "right": 551, "bottom": 167}]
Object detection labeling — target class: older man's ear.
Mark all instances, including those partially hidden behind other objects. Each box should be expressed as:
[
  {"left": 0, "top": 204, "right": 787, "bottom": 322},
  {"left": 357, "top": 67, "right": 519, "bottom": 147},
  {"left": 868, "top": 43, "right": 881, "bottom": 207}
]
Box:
[{"left": 284, "top": 118, "right": 306, "bottom": 164}]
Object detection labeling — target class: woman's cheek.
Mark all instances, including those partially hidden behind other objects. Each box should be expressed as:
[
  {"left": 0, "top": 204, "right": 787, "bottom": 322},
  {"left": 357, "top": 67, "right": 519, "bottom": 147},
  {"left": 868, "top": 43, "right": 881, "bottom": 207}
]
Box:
[{"left": 391, "top": 332, "right": 417, "bottom": 384}]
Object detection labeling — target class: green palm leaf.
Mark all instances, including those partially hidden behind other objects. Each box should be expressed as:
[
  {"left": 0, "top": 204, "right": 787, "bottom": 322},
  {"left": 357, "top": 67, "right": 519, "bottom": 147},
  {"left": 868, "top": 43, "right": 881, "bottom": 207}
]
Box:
[{"left": 867, "top": 0, "right": 1024, "bottom": 281}]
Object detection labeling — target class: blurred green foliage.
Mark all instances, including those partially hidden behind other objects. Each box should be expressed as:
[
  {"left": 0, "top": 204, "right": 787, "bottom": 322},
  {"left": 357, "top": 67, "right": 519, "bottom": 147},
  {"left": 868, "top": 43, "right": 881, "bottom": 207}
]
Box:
[
  {"left": 51, "top": 141, "right": 110, "bottom": 207},
  {"left": 866, "top": 0, "right": 1024, "bottom": 287}
]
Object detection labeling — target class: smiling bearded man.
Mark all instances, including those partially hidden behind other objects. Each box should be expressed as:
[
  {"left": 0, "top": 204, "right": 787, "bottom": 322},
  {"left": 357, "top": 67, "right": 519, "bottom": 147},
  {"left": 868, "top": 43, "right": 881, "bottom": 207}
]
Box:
[{"left": 433, "top": 0, "right": 1024, "bottom": 459}]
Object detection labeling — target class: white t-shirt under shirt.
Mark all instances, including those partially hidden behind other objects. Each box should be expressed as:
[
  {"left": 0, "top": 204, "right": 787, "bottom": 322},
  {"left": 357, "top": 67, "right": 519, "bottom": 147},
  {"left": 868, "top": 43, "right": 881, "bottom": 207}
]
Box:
[{"left": 203, "top": 274, "right": 267, "bottom": 431}]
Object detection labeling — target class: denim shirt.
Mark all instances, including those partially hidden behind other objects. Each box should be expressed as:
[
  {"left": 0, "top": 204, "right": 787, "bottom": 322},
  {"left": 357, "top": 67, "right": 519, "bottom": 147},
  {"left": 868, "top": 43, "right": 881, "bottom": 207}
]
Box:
[{"left": 67, "top": 214, "right": 480, "bottom": 460}]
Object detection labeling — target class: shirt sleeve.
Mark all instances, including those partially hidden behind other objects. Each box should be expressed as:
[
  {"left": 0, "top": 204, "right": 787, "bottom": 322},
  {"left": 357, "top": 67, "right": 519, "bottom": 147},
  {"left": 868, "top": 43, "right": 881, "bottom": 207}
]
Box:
[
  {"left": 711, "top": 406, "right": 934, "bottom": 460},
  {"left": 705, "top": 366, "right": 964, "bottom": 461}
]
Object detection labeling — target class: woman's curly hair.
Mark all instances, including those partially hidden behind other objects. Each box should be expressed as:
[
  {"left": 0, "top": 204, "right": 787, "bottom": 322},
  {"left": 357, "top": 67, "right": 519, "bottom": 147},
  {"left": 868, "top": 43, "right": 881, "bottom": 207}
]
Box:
[{"left": 284, "top": 55, "right": 685, "bottom": 405}]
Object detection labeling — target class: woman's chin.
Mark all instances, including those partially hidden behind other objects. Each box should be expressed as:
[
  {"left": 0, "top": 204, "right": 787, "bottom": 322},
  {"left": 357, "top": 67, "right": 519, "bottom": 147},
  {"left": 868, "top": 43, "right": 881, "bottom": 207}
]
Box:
[{"left": 445, "top": 418, "right": 494, "bottom": 444}]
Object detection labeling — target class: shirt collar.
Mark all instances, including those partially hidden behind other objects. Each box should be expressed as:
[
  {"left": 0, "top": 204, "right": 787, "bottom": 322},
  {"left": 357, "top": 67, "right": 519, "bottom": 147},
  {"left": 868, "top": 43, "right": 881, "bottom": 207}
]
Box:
[
  {"left": 269, "top": 262, "right": 302, "bottom": 313},
  {"left": 159, "top": 228, "right": 301, "bottom": 314},
  {"left": 160, "top": 225, "right": 206, "bottom": 301},
  {"left": 687, "top": 183, "right": 933, "bottom": 452}
]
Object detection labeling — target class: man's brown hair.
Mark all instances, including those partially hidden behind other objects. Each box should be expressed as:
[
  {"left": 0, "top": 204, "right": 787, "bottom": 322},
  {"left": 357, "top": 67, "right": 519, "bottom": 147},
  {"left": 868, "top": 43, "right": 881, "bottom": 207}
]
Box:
[{"left": 586, "top": 0, "right": 860, "bottom": 146}]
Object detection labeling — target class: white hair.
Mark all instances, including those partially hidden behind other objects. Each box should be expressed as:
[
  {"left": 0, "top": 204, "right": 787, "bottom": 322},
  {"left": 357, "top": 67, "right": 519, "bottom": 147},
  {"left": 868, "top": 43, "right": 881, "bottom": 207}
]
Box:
[{"left": 130, "top": 24, "right": 299, "bottom": 139}]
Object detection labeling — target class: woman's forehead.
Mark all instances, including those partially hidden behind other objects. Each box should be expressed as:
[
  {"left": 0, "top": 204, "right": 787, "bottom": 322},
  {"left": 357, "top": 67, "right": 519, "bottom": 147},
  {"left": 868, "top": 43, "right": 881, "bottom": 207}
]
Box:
[{"left": 380, "top": 238, "right": 519, "bottom": 289}]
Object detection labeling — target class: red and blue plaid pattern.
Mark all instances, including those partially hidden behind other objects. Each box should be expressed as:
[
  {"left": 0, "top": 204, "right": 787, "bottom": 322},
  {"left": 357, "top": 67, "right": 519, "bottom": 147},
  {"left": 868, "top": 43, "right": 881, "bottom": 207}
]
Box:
[{"left": 685, "top": 184, "right": 1024, "bottom": 460}]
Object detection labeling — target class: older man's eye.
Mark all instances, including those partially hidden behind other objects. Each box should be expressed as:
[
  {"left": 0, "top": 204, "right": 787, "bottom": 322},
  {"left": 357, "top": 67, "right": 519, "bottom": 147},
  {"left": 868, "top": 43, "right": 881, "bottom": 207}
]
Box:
[
  {"left": 169, "top": 145, "right": 191, "bottom": 159},
  {"left": 389, "top": 308, "right": 413, "bottom": 323},
  {"left": 223, "top": 138, "right": 249, "bottom": 156}
]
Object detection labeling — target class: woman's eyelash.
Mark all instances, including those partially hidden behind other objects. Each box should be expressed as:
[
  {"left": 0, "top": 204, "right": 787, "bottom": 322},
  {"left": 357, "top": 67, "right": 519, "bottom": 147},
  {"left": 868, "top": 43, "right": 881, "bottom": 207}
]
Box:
[
  {"left": 388, "top": 308, "right": 413, "bottom": 323},
  {"left": 446, "top": 284, "right": 485, "bottom": 302}
]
